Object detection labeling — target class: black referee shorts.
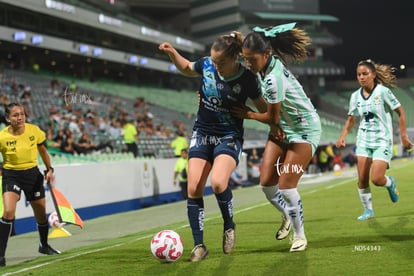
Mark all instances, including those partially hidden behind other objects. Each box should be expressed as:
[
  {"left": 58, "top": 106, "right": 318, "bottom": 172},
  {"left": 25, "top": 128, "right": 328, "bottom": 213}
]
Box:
[{"left": 2, "top": 167, "right": 45, "bottom": 201}]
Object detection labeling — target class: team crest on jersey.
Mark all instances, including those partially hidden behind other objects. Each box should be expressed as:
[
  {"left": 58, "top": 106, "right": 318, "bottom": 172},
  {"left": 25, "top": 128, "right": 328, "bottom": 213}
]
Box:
[
  {"left": 217, "top": 83, "right": 224, "bottom": 90},
  {"left": 232, "top": 84, "right": 241, "bottom": 94},
  {"left": 374, "top": 96, "right": 380, "bottom": 105},
  {"left": 29, "top": 135, "right": 35, "bottom": 141}
]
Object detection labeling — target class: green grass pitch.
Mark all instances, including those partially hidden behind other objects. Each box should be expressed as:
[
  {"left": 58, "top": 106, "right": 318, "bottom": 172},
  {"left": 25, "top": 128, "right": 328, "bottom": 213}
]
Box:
[{"left": 2, "top": 158, "right": 414, "bottom": 275}]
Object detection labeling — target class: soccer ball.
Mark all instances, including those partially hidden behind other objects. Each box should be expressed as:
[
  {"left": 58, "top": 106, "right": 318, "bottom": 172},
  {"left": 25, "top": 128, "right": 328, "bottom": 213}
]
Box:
[
  {"left": 48, "top": 211, "right": 65, "bottom": 228},
  {"left": 150, "top": 230, "right": 184, "bottom": 262}
]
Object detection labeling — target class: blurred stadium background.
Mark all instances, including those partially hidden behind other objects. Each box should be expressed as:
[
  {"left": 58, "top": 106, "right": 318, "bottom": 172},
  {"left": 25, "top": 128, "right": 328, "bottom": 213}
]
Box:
[{"left": 0, "top": 0, "right": 413, "bottom": 232}]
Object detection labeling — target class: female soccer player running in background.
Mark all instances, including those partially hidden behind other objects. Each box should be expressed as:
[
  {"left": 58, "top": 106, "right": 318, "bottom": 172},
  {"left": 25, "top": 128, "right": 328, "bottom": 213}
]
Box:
[
  {"left": 159, "top": 32, "right": 267, "bottom": 261},
  {"left": 336, "top": 59, "right": 413, "bottom": 220},
  {"left": 233, "top": 23, "right": 321, "bottom": 252}
]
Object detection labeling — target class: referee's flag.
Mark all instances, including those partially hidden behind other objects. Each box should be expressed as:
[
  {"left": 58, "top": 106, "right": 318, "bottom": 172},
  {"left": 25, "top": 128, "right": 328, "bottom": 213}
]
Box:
[{"left": 48, "top": 183, "right": 84, "bottom": 229}]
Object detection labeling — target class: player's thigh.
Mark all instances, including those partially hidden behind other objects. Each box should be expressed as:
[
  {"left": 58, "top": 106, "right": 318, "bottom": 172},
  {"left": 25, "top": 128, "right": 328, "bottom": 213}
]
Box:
[
  {"left": 278, "top": 142, "right": 312, "bottom": 188},
  {"left": 260, "top": 138, "right": 286, "bottom": 186},
  {"left": 187, "top": 157, "right": 211, "bottom": 197}
]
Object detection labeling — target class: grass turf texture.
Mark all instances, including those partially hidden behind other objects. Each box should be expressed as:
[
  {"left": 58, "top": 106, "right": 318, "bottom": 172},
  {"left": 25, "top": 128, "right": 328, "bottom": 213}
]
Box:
[{"left": 2, "top": 158, "right": 414, "bottom": 275}]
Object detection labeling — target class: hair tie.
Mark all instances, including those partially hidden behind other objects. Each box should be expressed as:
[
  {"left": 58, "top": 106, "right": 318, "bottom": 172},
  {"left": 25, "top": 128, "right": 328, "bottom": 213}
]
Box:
[
  {"left": 224, "top": 33, "right": 236, "bottom": 39},
  {"left": 253, "top": 22, "right": 296, "bottom": 37}
]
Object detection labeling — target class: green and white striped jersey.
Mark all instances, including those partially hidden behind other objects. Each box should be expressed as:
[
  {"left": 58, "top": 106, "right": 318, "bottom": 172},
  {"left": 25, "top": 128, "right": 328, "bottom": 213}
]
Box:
[
  {"left": 348, "top": 83, "right": 401, "bottom": 148},
  {"left": 259, "top": 56, "right": 320, "bottom": 132}
]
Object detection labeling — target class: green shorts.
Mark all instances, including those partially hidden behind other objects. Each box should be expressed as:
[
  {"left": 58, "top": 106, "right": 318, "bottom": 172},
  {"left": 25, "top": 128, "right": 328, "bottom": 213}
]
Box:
[
  {"left": 356, "top": 146, "right": 392, "bottom": 163},
  {"left": 281, "top": 119, "right": 321, "bottom": 156}
]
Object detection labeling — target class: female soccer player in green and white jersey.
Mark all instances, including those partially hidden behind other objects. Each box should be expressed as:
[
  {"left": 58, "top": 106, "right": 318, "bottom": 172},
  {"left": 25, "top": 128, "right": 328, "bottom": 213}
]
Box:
[
  {"left": 336, "top": 59, "right": 413, "bottom": 221},
  {"left": 233, "top": 23, "right": 321, "bottom": 252}
]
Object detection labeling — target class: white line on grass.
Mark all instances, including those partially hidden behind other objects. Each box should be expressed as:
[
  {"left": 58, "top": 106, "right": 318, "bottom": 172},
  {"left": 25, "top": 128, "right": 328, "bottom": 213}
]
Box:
[{"left": 2, "top": 202, "right": 269, "bottom": 275}]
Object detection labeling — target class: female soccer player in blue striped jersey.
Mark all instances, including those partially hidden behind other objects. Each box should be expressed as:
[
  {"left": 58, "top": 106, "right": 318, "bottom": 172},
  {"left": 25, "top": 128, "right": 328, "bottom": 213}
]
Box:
[
  {"left": 336, "top": 59, "right": 413, "bottom": 220},
  {"left": 233, "top": 23, "right": 321, "bottom": 252},
  {"left": 159, "top": 32, "right": 267, "bottom": 262}
]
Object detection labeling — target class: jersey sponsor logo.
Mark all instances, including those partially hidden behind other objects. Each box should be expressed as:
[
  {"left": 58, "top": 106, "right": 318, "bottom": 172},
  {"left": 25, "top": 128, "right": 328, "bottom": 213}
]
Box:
[
  {"left": 29, "top": 135, "right": 35, "bottom": 141},
  {"left": 208, "top": 96, "right": 221, "bottom": 106},
  {"left": 6, "top": 140, "right": 17, "bottom": 146}
]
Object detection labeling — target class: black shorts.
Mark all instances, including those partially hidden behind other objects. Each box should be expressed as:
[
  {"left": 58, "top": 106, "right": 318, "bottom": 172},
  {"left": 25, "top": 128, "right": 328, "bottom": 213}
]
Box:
[
  {"left": 2, "top": 167, "right": 45, "bottom": 201},
  {"left": 188, "top": 132, "right": 243, "bottom": 165}
]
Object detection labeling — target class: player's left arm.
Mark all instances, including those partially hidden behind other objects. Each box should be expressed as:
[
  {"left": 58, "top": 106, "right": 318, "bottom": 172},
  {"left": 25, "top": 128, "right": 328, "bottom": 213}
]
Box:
[
  {"left": 394, "top": 106, "right": 413, "bottom": 149},
  {"left": 38, "top": 143, "right": 54, "bottom": 183},
  {"left": 252, "top": 97, "right": 267, "bottom": 113}
]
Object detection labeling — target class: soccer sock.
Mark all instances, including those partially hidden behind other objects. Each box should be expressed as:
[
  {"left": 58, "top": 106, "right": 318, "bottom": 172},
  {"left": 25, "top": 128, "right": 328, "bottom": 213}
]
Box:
[
  {"left": 358, "top": 188, "right": 373, "bottom": 210},
  {"left": 0, "top": 218, "right": 13, "bottom": 257},
  {"left": 384, "top": 176, "right": 392, "bottom": 187},
  {"left": 37, "top": 223, "right": 49, "bottom": 248},
  {"left": 187, "top": 197, "right": 204, "bottom": 246},
  {"left": 215, "top": 186, "right": 235, "bottom": 231},
  {"left": 280, "top": 188, "right": 305, "bottom": 239},
  {"left": 262, "top": 185, "right": 288, "bottom": 217}
]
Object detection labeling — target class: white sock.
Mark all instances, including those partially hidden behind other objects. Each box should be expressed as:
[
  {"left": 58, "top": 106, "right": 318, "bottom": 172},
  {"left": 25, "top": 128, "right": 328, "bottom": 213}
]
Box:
[
  {"left": 358, "top": 188, "right": 373, "bottom": 210},
  {"left": 280, "top": 188, "right": 305, "bottom": 240},
  {"left": 384, "top": 176, "right": 392, "bottom": 187},
  {"left": 261, "top": 185, "right": 288, "bottom": 217}
]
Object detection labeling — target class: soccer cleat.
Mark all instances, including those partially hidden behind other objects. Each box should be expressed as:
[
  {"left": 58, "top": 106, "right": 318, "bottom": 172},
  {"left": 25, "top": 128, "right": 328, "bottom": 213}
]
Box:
[
  {"left": 39, "top": 244, "right": 61, "bottom": 255},
  {"left": 276, "top": 216, "right": 291, "bottom": 240},
  {"left": 357, "top": 209, "right": 374, "bottom": 220},
  {"left": 386, "top": 176, "right": 399, "bottom": 203},
  {"left": 290, "top": 237, "right": 307, "bottom": 252},
  {"left": 0, "top": 256, "right": 5, "bottom": 267},
  {"left": 189, "top": 244, "right": 208, "bottom": 262},
  {"left": 223, "top": 226, "right": 236, "bottom": 254}
]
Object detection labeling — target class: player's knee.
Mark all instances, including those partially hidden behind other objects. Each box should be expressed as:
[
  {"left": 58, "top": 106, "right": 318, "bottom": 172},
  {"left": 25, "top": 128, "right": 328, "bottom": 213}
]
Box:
[{"left": 371, "top": 175, "right": 385, "bottom": 186}]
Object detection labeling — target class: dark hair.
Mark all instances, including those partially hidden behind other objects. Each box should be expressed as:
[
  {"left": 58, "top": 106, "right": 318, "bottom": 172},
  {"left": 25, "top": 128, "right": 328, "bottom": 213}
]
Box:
[
  {"left": 357, "top": 59, "right": 376, "bottom": 73},
  {"left": 211, "top": 31, "right": 243, "bottom": 58},
  {"left": 357, "top": 59, "right": 397, "bottom": 88},
  {"left": 243, "top": 27, "right": 310, "bottom": 64},
  {"left": 5, "top": 102, "right": 23, "bottom": 117}
]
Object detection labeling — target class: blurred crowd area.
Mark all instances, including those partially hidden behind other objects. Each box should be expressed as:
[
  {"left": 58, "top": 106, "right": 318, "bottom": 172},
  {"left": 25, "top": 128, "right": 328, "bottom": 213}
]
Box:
[{"left": 0, "top": 69, "right": 193, "bottom": 159}]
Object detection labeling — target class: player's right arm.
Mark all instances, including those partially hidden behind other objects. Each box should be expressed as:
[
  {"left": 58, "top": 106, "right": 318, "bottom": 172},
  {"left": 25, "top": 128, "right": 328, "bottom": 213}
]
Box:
[
  {"left": 336, "top": 115, "right": 356, "bottom": 148},
  {"left": 158, "top": 42, "right": 198, "bottom": 77}
]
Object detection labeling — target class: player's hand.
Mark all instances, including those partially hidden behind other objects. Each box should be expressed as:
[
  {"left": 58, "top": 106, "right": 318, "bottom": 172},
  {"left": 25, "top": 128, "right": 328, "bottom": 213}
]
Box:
[
  {"left": 336, "top": 137, "right": 346, "bottom": 148},
  {"left": 402, "top": 135, "right": 413, "bottom": 151},
  {"left": 270, "top": 124, "right": 285, "bottom": 141},
  {"left": 44, "top": 170, "right": 55, "bottom": 187},
  {"left": 159, "top": 42, "right": 174, "bottom": 53}
]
